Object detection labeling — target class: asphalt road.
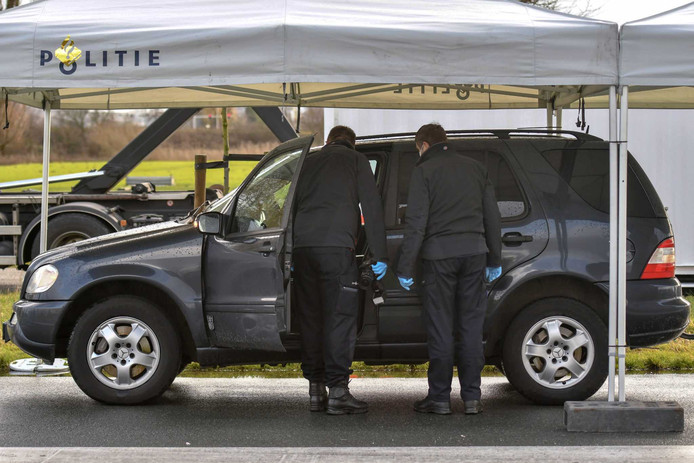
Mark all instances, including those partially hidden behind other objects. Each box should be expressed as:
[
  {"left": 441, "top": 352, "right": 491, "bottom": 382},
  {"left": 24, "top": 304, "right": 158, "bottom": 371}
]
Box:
[{"left": 0, "top": 375, "right": 692, "bottom": 448}]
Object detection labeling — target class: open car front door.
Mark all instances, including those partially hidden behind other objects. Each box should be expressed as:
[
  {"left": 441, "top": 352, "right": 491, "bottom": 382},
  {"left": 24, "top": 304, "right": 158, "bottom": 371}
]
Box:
[{"left": 203, "top": 136, "right": 314, "bottom": 351}]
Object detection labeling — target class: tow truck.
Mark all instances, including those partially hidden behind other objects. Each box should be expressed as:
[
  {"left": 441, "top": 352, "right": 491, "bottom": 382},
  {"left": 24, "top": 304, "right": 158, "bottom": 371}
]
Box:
[{"left": 0, "top": 107, "right": 296, "bottom": 268}]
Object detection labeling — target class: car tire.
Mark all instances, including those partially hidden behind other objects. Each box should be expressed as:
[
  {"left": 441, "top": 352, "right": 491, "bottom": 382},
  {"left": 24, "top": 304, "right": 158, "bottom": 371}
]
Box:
[
  {"left": 67, "top": 295, "right": 181, "bottom": 405},
  {"left": 31, "top": 213, "right": 113, "bottom": 258},
  {"left": 502, "top": 297, "right": 607, "bottom": 405}
]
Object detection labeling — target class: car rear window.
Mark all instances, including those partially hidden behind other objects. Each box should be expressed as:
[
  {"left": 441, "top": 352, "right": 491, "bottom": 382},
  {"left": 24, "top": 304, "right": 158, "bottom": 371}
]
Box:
[
  {"left": 397, "top": 149, "right": 526, "bottom": 223},
  {"left": 540, "top": 148, "right": 664, "bottom": 218}
]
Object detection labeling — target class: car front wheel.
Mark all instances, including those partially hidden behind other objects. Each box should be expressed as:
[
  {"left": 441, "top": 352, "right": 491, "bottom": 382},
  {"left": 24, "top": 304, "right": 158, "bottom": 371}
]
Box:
[
  {"left": 502, "top": 297, "right": 608, "bottom": 405},
  {"left": 67, "top": 296, "right": 181, "bottom": 404}
]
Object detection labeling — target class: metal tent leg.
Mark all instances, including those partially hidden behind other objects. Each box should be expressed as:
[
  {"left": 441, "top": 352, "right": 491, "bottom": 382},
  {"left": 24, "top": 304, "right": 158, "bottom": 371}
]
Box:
[
  {"left": 618, "top": 86, "right": 629, "bottom": 402},
  {"left": 39, "top": 100, "right": 51, "bottom": 254},
  {"left": 607, "top": 86, "right": 618, "bottom": 402},
  {"left": 556, "top": 107, "right": 563, "bottom": 130},
  {"left": 546, "top": 102, "right": 553, "bottom": 129}
]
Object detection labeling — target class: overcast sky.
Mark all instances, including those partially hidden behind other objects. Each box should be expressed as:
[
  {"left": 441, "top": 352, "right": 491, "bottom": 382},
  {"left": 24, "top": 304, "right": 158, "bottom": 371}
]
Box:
[{"left": 565, "top": 0, "right": 691, "bottom": 23}]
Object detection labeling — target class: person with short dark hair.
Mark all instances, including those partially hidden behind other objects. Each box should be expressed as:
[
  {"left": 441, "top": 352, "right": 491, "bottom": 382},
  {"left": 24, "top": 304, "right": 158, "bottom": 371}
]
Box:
[
  {"left": 325, "top": 125, "right": 356, "bottom": 146},
  {"left": 414, "top": 123, "right": 447, "bottom": 148},
  {"left": 397, "top": 123, "right": 502, "bottom": 415},
  {"left": 293, "top": 125, "right": 388, "bottom": 415}
]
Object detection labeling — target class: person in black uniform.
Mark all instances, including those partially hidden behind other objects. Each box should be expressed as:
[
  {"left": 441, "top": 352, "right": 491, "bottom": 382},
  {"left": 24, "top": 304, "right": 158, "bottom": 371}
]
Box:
[
  {"left": 293, "top": 125, "right": 388, "bottom": 415},
  {"left": 396, "top": 123, "right": 502, "bottom": 415}
]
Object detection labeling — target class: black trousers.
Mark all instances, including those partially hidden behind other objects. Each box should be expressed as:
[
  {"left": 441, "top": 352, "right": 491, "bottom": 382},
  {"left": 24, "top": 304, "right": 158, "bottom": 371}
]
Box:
[
  {"left": 293, "top": 247, "right": 359, "bottom": 387},
  {"left": 420, "top": 253, "right": 487, "bottom": 402}
]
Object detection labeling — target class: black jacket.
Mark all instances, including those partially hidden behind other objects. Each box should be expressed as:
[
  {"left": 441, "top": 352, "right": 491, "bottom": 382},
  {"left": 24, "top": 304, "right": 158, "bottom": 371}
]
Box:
[
  {"left": 293, "top": 140, "right": 388, "bottom": 261},
  {"left": 397, "top": 142, "right": 502, "bottom": 277}
]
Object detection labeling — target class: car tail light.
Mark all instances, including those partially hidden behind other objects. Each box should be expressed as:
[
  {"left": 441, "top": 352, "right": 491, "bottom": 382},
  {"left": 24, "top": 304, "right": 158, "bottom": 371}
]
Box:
[{"left": 641, "top": 238, "right": 676, "bottom": 279}]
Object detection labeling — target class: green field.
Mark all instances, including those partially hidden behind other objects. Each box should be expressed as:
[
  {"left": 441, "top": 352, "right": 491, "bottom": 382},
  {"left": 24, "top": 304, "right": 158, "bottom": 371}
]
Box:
[
  {"left": 0, "top": 161, "right": 258, "bottom": 193},
  {"left": 2, "top": 292, "right": 693, "bottom": 375}
]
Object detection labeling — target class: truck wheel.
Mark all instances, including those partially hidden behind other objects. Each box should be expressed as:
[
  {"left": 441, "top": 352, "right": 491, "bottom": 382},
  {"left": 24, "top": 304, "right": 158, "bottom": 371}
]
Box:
[
  {"left": 502, "top": 297, "right": 607, "bottom": 405},
  {"left": 31, "top": 213, "right": 112, "bottom": 258},
  {"left": 67, "top": 296, "right": 181, "bottom": 405}
]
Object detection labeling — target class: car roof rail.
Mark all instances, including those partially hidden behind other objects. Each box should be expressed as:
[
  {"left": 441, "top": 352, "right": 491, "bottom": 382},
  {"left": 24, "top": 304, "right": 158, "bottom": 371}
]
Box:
[{"left": 356, "top": 129, "right": 602, "bottom": 143}]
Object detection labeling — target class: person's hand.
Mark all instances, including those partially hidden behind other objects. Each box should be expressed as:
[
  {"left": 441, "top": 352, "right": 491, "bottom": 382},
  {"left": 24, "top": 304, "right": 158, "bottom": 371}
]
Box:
[
  {"left": 371, "top": 261, "right": 388, "bottom": 280},
  {"left": 485, "top": 266, "right": 502, "bottom": 283},
  {"left": 398, "top": 276, "right": 414, "bottom": 291}
]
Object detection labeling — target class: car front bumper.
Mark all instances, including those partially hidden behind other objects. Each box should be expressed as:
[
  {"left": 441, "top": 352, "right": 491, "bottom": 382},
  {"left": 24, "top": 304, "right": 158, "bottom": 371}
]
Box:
[
  {"left": 2, "top": 299, "right": 70, "bottom": 362},
  {"left": 598, "top": 278, "right": 691, "bottom": 347}
]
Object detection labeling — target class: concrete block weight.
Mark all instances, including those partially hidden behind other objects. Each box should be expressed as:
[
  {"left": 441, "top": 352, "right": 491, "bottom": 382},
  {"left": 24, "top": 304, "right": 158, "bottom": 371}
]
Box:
[{"left": 564, "top": 400, "right": 684, "bottom": 432}]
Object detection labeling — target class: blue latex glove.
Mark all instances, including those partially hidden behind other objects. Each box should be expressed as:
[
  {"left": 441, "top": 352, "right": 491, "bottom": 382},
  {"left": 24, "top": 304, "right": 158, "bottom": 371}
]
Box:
[
  {"left": 371, "top": 261, "right": 388, "bottom": 280},
  {"left": 485, "top": 266, "right": 502, "bottom": 283},
  {"left": 398, "top": 276, "right": 414, "bottom": 291}
]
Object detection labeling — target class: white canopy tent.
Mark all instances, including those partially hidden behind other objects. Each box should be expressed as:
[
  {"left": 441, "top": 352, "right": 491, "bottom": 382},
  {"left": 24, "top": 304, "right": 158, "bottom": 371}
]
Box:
[
  {"left": 613, "top": 1, "right": 694, "bottom": 402},
  {"left": 1, "top": 0, "right": 627, "bottom": 398},
  {"left": 621, "top": 2, "right": 694, "bottom": 87},
  {"left": 0, "top": 0, "right": 618, "bottom": 110}
]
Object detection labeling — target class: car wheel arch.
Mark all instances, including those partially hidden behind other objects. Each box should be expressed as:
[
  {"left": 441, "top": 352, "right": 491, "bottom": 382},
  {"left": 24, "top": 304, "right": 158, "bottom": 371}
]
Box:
[
  {"left": 486, "top": 273, "right": 608, "bottom": 358},
  {"left": 54, "top": 278, "right": 196, "bottom": 364}
]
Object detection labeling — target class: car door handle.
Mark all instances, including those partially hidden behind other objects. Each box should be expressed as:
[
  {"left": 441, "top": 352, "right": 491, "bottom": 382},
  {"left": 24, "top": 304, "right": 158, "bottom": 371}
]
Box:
[
  {"left": 502, "top": 232, "right": 533, "bottom": 245},
  {"left": 231, "top": 237, "right": 258, "bottom": 244},
  {"left": 258, "top": 241, "right": 275, "bottom": 256}
]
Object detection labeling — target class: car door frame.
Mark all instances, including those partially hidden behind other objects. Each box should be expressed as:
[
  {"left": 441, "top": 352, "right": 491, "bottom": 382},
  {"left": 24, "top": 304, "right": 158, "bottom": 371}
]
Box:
[{"left": 201, "top": 135, "right": 314, "bottom": 352}]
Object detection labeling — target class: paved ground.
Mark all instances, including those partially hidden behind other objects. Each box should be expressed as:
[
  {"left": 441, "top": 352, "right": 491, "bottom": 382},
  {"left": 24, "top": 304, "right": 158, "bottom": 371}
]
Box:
[{"left": 0, "top": 375, "right": 692, "bottom": 448}]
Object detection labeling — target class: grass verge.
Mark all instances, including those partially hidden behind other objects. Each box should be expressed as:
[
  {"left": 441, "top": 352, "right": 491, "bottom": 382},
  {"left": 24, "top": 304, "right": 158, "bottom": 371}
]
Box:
[
  {"left": 2, "top": 293, "right": 693, "bottom": 375},
  {"left": 0, "top": 161, "right": 258, "bottom": 193},
  {"left": 0, "top": 292, "right": 25, "bottom": 370}
]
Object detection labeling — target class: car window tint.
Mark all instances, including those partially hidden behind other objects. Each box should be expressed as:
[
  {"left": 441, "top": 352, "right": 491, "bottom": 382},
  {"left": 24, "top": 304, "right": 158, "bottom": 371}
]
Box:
[
  {"left": 396, "top": 149, "right": 526, "bottom": 224},
  {"left": 479, "top": 151, "right": 526, "bottom": 219},
  {"left": 541, "top": 148, "right": 656, "bottom": 217},
  {"left": 231, "top": 149, "right": 302, "bottom": 233}
]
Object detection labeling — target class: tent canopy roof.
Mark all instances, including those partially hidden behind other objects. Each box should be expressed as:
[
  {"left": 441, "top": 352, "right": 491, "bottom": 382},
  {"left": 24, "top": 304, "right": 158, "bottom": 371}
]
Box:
[
  {"left": 620, "top": 2, "right": 694, "bottom": 87},
  {"left": 0, "top": 0, "right": 618, "bottom": 110}
]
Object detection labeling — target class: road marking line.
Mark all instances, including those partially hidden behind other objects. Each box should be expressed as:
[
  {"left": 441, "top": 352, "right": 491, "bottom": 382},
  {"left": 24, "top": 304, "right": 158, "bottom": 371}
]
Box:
[{"left": 1, "top": 446, "right": 694, "bottom": 463}]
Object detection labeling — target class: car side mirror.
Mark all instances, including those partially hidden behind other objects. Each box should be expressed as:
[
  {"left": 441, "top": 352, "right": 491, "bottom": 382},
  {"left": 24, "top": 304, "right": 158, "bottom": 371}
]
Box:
[{"left": 196, "top": 212, "right": 222, "bottom": 235}]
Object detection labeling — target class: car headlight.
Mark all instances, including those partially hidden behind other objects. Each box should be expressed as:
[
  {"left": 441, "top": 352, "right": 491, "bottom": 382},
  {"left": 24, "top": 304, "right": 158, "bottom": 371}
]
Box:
[{"left": 26, "top": 265, "right": 59, "bottom": 294}]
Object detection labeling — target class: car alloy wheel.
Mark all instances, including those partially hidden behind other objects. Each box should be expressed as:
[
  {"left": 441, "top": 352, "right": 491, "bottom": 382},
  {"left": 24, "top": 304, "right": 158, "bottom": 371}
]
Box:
[
  {"left": 86, "top": 316, "right": 161, "bottom": 390},
  {"left": 520, "top": 315, "right": 594, "bottom": 389},
  {"left": 502, "top": 297, "right": 607, "bottom": 405}
]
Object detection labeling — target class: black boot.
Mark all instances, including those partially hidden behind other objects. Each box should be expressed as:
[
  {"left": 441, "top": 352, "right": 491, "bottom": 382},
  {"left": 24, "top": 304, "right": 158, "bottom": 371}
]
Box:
[
  {"left": 464, "top": 399, "right": 483, "bottom": 415},
  {"left": 309, "top": 382, "right": 327, "bottom": 412},
  {"left": 414, "top": 396, "right": 452, "bottom": 415},
  {"left": 326, "top": 381, "right": 368, "bottom": 415}
]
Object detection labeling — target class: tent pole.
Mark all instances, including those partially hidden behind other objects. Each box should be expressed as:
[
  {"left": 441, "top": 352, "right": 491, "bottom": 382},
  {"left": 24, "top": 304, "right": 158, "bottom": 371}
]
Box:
[
  {"left": 39, "top": 100, "right": 52, "bottom": 254},
  {"left": 221, "top": 107, "right": 230, "bottom": 194},
  {"left": 546, "top": 102, "right": 553, "bottom": 129},
  {"left": 618, "top": 86, "right": 629, "bottom": 402},
  {"left": 607, "top": 86, "right": 618, "bottom": 402},
  {"left": 556, "top": 107, "right": 562, "bottom": 130}
]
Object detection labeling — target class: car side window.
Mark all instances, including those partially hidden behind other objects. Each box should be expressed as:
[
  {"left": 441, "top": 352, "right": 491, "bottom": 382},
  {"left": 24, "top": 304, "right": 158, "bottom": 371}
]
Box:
[
  {"left": 541, "top": 148, "right": 656, "bottom": 218},
  {"left": 230, "top": 149, "right": 302, "bottom": 233},
  {"left": 396, "top": 149, "right": 526, "bottom": 224}
]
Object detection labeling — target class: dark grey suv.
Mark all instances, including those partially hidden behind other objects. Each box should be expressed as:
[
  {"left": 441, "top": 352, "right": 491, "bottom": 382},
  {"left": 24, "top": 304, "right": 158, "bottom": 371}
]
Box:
[{"left": 3, "top": 130, "right": 690, "bottom": 405}]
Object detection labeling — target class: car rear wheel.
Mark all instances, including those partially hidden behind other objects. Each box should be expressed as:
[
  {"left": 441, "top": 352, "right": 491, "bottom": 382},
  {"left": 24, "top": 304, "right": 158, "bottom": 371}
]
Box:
[
  {"left": 502, "top": 297, "right": 607, "bottom": 405},
  {"left": 67, "top": 296, "right": 181, "bottom": 404}
]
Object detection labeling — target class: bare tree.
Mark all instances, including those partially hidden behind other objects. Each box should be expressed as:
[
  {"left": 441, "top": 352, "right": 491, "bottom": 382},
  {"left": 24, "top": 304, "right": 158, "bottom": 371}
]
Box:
[
  {"left": 520, "top": 0, "right": 600, "bottom": 17},
  {"left": 520, "top": 0, "right": 560, "bottom": 9},
  {"left": 54, "top": 110, "right": 91, "bottom": 138},
  {"left": 1, "top": 0, "right": 21, "bottom": 11},
  {"left": 0, "top": 102, "right": 33, "bottom": 156}
]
